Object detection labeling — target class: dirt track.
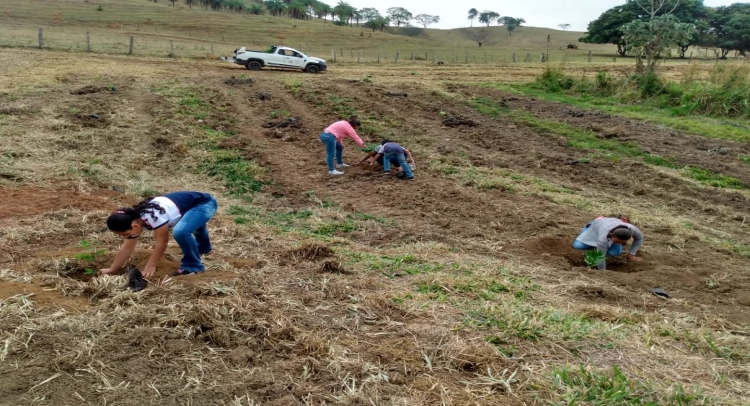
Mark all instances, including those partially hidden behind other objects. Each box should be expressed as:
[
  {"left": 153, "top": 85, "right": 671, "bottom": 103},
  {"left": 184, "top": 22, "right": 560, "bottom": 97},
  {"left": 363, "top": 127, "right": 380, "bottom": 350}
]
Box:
[{"left": 1, "top": 50, "right": 749, "bottom": 404}]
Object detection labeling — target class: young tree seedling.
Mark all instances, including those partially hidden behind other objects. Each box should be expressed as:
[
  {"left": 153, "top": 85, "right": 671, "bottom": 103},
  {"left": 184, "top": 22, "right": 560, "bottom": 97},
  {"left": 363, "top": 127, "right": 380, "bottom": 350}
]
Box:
[
  {"left": 584, "top": 250, "right": 605, "bottom": 268},
  {"left": 73, "top": 239, "right": 106, "bottom": 275}
]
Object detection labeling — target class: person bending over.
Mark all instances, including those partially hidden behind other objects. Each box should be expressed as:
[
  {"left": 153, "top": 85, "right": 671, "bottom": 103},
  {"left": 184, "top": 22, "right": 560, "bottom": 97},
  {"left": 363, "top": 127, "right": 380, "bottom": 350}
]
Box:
[{"left": 572, "top": 216, "right": 643, "bottom": 270}]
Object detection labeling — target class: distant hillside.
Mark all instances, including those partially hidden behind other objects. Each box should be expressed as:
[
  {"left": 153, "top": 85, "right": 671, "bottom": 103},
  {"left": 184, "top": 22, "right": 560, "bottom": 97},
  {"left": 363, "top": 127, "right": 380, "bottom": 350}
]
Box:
[{"left": 0, "top": 0, "right": 616, "bottom": 59}]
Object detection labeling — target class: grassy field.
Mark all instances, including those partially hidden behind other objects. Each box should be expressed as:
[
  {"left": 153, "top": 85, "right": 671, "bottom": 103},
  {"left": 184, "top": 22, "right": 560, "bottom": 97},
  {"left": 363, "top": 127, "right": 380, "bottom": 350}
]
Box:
[
  {"left": 1, "top": 45, "right": 749, "bottom": 405},
  {"left": 1, "top": 1, "right": 750, "bottom": 404}
]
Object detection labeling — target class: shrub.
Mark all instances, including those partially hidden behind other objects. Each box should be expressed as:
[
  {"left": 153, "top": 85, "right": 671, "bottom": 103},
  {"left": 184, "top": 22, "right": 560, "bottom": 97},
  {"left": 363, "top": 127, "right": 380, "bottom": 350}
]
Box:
[{"left": 535, "top": 67, "right": 575, "bottom": 93}]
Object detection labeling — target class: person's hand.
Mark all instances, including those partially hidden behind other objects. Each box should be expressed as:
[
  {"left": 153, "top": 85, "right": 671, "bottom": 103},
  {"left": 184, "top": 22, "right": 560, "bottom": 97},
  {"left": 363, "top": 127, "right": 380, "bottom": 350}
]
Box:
[
  {"left": 142, "top": 264, "right": 157, "bottom": 278},
  {"left": 626, "top": 254, "right": 642, "bottom": 262},
  {"left": 369, "top": 161, "right": 375, "bottom": 166},
  {"left": 99, "top": 268, "right": 118, "bottom": 276}
]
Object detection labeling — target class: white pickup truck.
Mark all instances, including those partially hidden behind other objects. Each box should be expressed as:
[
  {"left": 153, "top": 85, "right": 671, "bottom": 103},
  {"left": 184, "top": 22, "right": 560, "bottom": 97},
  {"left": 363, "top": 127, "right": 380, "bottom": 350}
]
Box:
[{"left": 221, "top": 45, "right": 327, "bottom": 74}]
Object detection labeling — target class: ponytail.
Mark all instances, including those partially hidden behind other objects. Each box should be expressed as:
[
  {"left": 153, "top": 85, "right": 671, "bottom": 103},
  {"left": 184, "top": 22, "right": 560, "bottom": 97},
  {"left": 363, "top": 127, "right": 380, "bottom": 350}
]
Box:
[
  {"left": 106, "top": 197, "right": 166, "bottom": 232},
  {"left": 348, "top": 115, "right": 361, "bottom": 129}
]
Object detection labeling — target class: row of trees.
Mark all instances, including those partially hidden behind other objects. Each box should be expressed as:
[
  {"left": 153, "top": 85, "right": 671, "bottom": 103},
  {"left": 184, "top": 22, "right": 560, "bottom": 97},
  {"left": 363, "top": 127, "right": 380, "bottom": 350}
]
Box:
[
  {"left": 153, "top": 0, "right": 441, "bottom": 30},
  {"left": 466, "top": 9, "right": 526, "bottom": 35},
  {"left": 581, "top": 0, "right": 750, "bottom": 59}
]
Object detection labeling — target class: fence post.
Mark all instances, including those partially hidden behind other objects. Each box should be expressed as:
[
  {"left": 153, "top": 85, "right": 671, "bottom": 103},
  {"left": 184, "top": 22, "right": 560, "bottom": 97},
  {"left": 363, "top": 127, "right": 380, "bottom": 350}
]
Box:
[
  {"left": 411, "top": 51, "right": 414, "bottom": 61},
  {"left": 340, "top": 48, "right": 343, "bottom": 57},
  {"left": 395, "top": 51, "right": 399, "bottom": 63},
  {"left": 377, "top": 50, "right": 380, "bottom": 63},
  {"left": 587, "top": 50, "right": 592, "bottom": 62},
  {"left": 169, "top": 40, "right": 174, "bottom": 57},
  {"left": 38, "top": 28, "right": 43, "bottom": 49},
  {"left": 452, "top": 51, "right": 456, "bottom": 63},
  {"left": 331, "top": 47, "right": 335, "bottom": 62},
  {"left": 688, "top": 52, "right": 693, "bottom": 64},
  {"left": 357, "top": 49, "right": 360, "bottom": 63},
  {"left": 86, "top": 32, "right": 91, "bottom": 52},
  {"left": 512, "top": 53, "right": 516, "bottom": 63},
  {"left": 431, "top": 51, "right": 434, "bottom": 63},
  {"left": 525, "top": 53, "right": 531, "bottom": 62},
  {"left": 128, "top": 36, "right": 134, "bottom": 55},
  {"left": 211, "top": 42, "right": 214, "bottom": 55},
  {"left": 137, "top": 23, "right": 140, "bottom": 32}
]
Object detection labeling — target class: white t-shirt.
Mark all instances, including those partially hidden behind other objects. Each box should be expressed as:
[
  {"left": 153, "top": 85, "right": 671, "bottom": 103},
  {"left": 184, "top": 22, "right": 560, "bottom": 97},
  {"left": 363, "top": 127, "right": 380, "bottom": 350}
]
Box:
[{"left": 141, "top": 196, "right": 182, "bottom": 230}]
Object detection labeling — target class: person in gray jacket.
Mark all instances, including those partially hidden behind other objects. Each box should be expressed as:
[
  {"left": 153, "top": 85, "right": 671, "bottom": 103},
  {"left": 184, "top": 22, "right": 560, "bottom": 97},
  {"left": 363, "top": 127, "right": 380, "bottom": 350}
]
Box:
[{"left": 572, "top": 216, "right": 643, "bottom": 270}]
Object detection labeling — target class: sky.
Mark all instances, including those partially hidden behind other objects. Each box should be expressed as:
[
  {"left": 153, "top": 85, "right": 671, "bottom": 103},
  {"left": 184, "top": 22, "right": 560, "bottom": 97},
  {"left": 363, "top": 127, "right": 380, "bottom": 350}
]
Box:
[{"left": 342, "top": 0, "right": 744, "bottom": 31}]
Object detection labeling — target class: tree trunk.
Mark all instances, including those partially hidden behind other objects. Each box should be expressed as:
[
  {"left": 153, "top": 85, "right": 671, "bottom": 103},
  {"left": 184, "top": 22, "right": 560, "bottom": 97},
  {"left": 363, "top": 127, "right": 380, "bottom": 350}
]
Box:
[
  {"left": 679, "top": 45, "right": 689, "bottom": 58},
  {"left": 617, "top": 44, "right": 626, "bottom": 57}
]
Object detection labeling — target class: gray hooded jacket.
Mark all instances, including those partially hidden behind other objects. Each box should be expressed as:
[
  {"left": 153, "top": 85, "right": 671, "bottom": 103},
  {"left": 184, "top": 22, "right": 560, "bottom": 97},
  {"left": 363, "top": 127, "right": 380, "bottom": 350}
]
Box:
[{"left": 575, "top": 217, "right": 643, "bottom": 269}]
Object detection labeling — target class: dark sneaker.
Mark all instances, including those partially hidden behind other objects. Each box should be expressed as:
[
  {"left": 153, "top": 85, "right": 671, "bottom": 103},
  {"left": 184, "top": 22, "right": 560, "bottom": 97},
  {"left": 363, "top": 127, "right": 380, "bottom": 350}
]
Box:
[{"left": 127, "top": 267, "right": 147, "bottom": 292}]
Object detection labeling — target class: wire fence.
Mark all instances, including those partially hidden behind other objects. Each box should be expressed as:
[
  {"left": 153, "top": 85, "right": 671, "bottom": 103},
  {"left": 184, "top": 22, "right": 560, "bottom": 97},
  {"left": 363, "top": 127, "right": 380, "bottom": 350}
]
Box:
[{"left": 2, "top": 25, "right": 747, "bottom": 66}]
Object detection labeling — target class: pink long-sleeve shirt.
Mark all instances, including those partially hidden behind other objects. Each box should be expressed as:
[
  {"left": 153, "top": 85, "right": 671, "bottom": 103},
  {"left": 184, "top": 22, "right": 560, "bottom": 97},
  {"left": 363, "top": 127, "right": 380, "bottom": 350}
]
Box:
[{"left": 324, "top": 121, "right": 365, "bottom": 147}]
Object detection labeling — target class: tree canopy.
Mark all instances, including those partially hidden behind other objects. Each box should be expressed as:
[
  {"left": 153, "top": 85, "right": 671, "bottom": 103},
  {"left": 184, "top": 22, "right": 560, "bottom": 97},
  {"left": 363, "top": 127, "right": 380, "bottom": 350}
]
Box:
[
  {"left": 413, "top": 14, "right": 440, "bottom": 29},
  {"left": 580, "top": 0, "right": 706, "bottom": 57},
  {"left": 386, "top": 7, "right": 412, "bottom": 27},
  {"left": 478, "top": 11, "right": 499, "bottom": 27},
  {"left": 497, "top": 16, "right": 525, "bottom": 36},
  {"left": 468, "top": 8, "right": 479, "bottom": 27},
  {"left": 622, "top": 14, "right": 697, "bottom": 71},
  {"left": 708, "top": 3, "right": 750, "bottom": 57}
]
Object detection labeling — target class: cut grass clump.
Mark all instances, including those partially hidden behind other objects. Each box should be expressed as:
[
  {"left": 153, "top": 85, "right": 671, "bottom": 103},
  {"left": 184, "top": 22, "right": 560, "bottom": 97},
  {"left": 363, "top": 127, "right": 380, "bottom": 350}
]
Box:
[
  {"left": 227, "top": 205, "right": 390, "bottom": 237},
  {"left": 342, "top": 251, "right": 465, "bottom": 277},
  {"left": 684, "top": 167, "right": 745, "bottom": 190},
  {"left": 551, "top": 366, "right": 708, "bottom": 405},
  {"left": 199, "top": 151, "right": 267, "bottom": 197},
  {"left": 464, "top": 299, "right": 628, "bottom": 344}
]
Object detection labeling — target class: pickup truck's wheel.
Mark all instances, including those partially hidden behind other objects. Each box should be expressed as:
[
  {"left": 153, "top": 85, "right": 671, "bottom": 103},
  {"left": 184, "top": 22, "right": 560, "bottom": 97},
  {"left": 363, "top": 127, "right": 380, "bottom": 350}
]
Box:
[
  {"left": 306, "top": 64, "right": 320, "bottom": 74},
  {"left": 247, "top": 60, "right": 262, "bottom": 70}
]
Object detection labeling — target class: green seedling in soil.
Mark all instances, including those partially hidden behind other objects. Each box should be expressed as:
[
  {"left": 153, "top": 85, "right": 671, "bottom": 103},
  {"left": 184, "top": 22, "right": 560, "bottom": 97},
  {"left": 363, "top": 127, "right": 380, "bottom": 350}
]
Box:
[
  {"left": 269, "top": 109, "right": 291, "bottom": 119},
  {"left": 73, "top": 239, "right": 106, "bottom": 275},
  {"left": 584, "top": 250, "right": 605, "bottom": 268}
]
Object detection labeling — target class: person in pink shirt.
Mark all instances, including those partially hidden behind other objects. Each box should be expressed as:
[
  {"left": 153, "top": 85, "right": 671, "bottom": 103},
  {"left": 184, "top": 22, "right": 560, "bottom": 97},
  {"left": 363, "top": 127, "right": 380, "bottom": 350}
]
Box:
[{"left": 320, "top": 116, "right": 365, "bottom": 175}]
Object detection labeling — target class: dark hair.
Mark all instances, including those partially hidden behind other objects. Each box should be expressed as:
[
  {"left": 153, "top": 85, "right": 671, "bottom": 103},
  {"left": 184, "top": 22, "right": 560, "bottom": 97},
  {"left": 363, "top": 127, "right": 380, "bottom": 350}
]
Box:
[
  {"left": 106, "top": 197, "right": 166, "bottom": 232},
  {"left": 348, "top": 116, "right": 361, "bottom": 128},
  {"left": 380, "top": 139, "right": 391, "bottom": 145},
  {"left": 611, "top": 227, "right": 633, "bottom": 241}
]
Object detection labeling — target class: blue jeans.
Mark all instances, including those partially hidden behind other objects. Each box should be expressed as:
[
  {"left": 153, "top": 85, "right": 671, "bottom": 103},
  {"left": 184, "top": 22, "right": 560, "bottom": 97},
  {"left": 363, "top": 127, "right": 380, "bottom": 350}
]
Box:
[
  {"left": 384, "top": 152, "right": 413, "bottom": 178},
  {"left": 572, "top": 222, "right": 622, "bottom": 256},
  {"left": 320, "top": 132, "right": 344, "bottom": 171},
  {"left": 172, "top": 197, "right": 218, "bottom": 272}
]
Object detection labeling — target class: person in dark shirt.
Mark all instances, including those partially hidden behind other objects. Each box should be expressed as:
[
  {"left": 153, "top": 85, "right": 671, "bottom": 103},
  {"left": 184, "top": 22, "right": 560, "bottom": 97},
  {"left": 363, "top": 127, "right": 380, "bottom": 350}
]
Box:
[
  {"left": 101, "top": 191, "right": 218, "bottom": 278},
  {"left": 355, "top": 139, "right": 416, "bottom": 178},
  {"left": 380, "top": 141, "right": 414, "bottom": 180}
]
